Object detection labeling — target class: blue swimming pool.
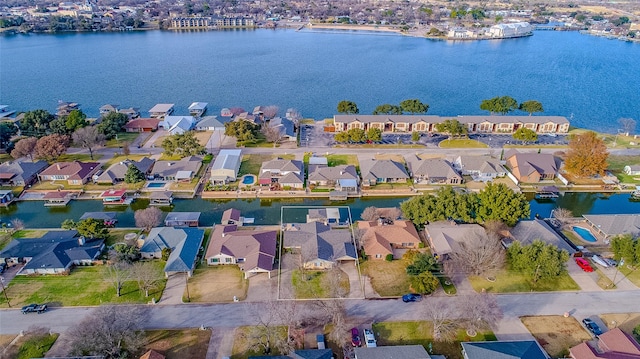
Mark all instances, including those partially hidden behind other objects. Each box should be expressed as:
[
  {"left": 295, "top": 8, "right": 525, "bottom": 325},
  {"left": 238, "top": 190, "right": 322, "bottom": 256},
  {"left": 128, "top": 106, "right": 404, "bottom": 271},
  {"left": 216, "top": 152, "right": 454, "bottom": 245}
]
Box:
[
  {"left": 147, "top": 182, "right": 166, "bottom": 188},
  {"left": 573, "top": 226, "right": 597, "bottom": 243},
  {"left": 242, "top": 175, "right": 256, "bottom": 185}
]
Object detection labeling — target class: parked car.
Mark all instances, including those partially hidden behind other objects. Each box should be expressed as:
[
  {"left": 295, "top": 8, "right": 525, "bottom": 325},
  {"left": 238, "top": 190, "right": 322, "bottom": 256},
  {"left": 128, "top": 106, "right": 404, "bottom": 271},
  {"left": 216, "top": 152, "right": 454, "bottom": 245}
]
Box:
[
  {"left": 21, "top": 303, "right": 47, "bottom": 314},
  {"left": 402, "top": 293, "right": 422, "bottom": 302},
  {"left": 364, "top": 329, "right": 377, "bottom": 348},
  {"left": 316, "top": 334, "right": 325, "bottom": 350},
  {"left": 0, "top": 263, "right": 6, "bottom": 274},
  {"left": 604, "top": 258, "right": 617, "bottom": 267},
  {"left": 575, "top": 258, "right": 594, "bottom": 272},
  {"left": 591, "top": 255, "right": 609, "bottom": 268},
  {"left": 582, "top": 318, "right": 603, "bottom": 336},
  {"left": 350, "top": 328, "right": 361, "bottom": 347}
]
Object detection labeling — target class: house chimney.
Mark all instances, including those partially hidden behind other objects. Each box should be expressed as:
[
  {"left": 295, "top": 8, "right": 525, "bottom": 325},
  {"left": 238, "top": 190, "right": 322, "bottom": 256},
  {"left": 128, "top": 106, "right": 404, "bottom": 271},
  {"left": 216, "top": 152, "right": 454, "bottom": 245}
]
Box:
[
  {"left": 56, "top": 163, "right": 61, "bottom": 170},
  {"left": 78, "top": 236, "right": 85, "bottom": 246},
  {"left": 340, "top": 171, "right": 344, "bottom": 175}
]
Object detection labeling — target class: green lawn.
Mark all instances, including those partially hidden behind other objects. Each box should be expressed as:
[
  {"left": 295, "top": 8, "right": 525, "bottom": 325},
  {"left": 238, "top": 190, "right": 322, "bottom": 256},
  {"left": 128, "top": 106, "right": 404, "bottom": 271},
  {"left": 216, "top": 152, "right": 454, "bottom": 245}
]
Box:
[
  {"left": 291, "top": 269, "right": 349, "bottom": 299},
  {"left": 326, "top": 154, "right": 359, "bottom": 167},
  {"left": 12, "top": 229, "right": 47, "bottom": 238},
  {"left": 56, "top": 153, "right": 102, "bottom": 162},
  {"left": 105, "top": 132, "right": 140, "bottom": 148},
  {"left": 439, "top": 139, "right": 488, "bottom": 148},
  {"left": 0, "top": 233, "right": 12, "bottom": 251},
  {"left": 16, "top": 333, "right": 59, "bottom": 359},
  {"left": 0, "top": 153, "right": 13, "bottom": 163},
  {"left": 607, "top": 155, "right": 640, "bottom": 183},
  {"left": 142, "top": 329, "right": 211, "bottom": 359},
  {"left": 468, "top": 268, "right": 580, "bottom": 293},
  {"left": 108, "top": 228, "right": 144, "bottom": 247},
  {"left": 373, "top": 321, "right": 496, "bottom": 359},
  {"left": 102, "top": 154, "right": 147, "bottom": 168},
  {"left": 617, "top": 265, "right": 640, "bottom": 288},
  {"left": 0, "top": 263, "right": 167, "bottom": 308},
  {"left": 238, "top": 154, "right": 295, "bottom": 176}
]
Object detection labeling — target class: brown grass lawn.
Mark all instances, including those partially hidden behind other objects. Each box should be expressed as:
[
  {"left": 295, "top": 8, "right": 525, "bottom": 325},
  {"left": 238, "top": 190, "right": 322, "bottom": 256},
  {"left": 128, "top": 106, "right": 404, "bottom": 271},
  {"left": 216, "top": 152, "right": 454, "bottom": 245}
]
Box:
[
  {"left": 187, "top": 266, "right": 248, "bottom": 302},
  {"left": 193, "top": 131, "right": 213, "bottom": 146},
  {"left": 231, "top": 326, "right": 288, "bottom": 359},
  {"left": 600, "top": 313, "right": 640, "bottom": 334},
  {"left": 373, "top": 153, "right": 406, "bottom": 163},
  {"left": 142, "top": 329, "right": 211, "bottom": 359},
  {"left": 0, "top": 334, "right": 17, "bottom": 351},
  {"left": 521, "top": 316, "right": 591, "bottom": 358},
  {"left": 360, "top": 258, "right": 411, "bottom": 297}
]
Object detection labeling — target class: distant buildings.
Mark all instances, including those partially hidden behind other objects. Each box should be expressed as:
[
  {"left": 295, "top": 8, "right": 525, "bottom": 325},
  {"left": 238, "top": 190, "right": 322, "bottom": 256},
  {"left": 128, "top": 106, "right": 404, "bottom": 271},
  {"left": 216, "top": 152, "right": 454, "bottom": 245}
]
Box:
[
  {"left": 489, "top": 22, "right": 533, "bottom": 38},
  {"left": 170, "top": 16, "right": 255, "bottom": 29}
]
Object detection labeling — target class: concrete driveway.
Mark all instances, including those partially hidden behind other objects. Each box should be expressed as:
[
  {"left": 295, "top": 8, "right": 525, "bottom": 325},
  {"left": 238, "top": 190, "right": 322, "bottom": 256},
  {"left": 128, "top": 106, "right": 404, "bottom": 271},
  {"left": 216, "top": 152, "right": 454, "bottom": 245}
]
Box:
[
  {"left": 339, "top": 263, "right": 364, "bottom": 299},
  {"left": 246, "top": 273, "right": 278, "bottom": 302},
  {"left": 567, "top": 259, "right": 602, "bottom": 291},
  {"left": 142, "top": 129, "right": 168, "bottom": 149},
  {"left": 278, "top": 253, "right": 296, "bottom": 300},
  {"left": 160, "top": 273, "right": 186, "bottom": 305}
]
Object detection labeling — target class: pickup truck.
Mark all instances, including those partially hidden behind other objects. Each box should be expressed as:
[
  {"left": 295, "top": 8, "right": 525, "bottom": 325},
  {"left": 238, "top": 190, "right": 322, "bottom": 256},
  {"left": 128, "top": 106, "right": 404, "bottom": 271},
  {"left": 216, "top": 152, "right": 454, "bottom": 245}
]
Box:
[{"left": 21, "top": 303, "right": 47, "bottom": 314}]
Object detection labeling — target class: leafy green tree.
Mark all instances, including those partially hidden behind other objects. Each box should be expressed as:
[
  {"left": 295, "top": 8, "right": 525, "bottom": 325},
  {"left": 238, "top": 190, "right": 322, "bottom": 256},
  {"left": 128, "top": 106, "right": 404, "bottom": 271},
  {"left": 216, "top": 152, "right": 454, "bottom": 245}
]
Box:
[
  {"left": 507, "top": 240, "right": 569, "bottom": 283},
  {"left": 124, "top": 165, "right": 146, "bottom": 183},
  {"left": 348, "top": 128, "right": 366, "bottom": 142},
  {"left": 337, "top": 100, "right": 359, "bottom": 114},
  {"left": 435, "top": 119, "right": 467, "bottom": 139},
  {"left": 161, "top": 247, "right": 172, "bottom": 261},
  {"left": 366, "top": 128, "right": 382, "bottom": 142},
  {"left": 476, "top": 183, "right": 530, "bottom": 226},
  {"left": 49, "top": 117, "right": 71, "bottom": 135},
  {"left": 512, "top": 128, "right": 538, "bottom": 144},
  {"left": 65, "top": 109, "right": 88, "bottom": 132},
  {"left": 610, "top": 234, "right": 638, "bottom": 266},
  {"left": 400, "top": 187, "right": 477, "bottom": 227},
  {"left": 564, "top": 131, "right": 608, "bottom": 178},
  {"left": 409, "top": 271, "right": 440, "bottom": 294},
  {"left": 224, "top": 120, "right": 260, "bottom": 142},
  {"left": 112, "top": 243, "right": 140, "bottom": 263},
  {"left": 97, "top": 112, "right": 129, "bottom": 140},
  {"left": 373, "top": 104, "right": 402, "bottom": 115},
  {"left": 400, "top": 99, "right": 429, "bottom": 114},
  {"left": 61, "top": 219, "right": 77, "bottom": 230},
  {"left": 411, "top": 131, "right": 420, "bottom": 142},
  {"left": 19, "top": 109, "right": 55, "bottom": 138},
  {"left": 480, "top": 96, "right": 519, "bottom": 115},
  {"left": 0, "top": 122, "right": 18, "bottom": 150},
  {"left": 519, "top": 100, "right": 544, "bottom": 115},
  {"left": 76, "top": 218, "right": 109, "bottom": 240},
  {"left": 406, "top": 252, "right": 438, "bottom": 275},
  {"left": 161, "top": 131, "right": 205, "bottom": 157},
  {"left": 334, "top": 131, "right": 350, "bottom": 143}
]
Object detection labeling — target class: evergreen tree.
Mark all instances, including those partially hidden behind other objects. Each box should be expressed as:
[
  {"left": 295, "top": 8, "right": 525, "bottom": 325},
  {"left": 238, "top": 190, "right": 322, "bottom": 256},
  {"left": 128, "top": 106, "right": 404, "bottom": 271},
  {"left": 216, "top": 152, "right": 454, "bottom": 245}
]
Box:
[{"left": 124, "top": 164, "right": 146, "bottom": 183}]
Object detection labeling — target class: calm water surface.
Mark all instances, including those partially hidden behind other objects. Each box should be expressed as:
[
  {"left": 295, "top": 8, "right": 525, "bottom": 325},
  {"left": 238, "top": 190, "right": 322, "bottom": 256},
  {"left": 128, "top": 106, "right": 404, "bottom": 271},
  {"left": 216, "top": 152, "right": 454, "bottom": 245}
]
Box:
[{"left": 2, "top": 30, "right": 639, "bottom": 132}]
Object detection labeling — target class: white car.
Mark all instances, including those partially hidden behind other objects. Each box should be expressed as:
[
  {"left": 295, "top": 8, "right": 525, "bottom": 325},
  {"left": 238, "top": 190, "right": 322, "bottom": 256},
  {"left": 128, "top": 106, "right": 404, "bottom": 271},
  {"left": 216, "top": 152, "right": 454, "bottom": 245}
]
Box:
[
  {"left": 592, "top": 255, "right": 609, "bottom": 268},
  {"left": 364, "top": 328, "right": 377, "bottom": 348}
]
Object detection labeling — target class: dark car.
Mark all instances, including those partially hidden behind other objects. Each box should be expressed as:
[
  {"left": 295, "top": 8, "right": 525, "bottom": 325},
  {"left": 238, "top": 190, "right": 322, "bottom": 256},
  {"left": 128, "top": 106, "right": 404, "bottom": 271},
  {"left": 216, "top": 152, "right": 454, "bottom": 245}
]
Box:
[
  {"left": 21, "top": 303, "right": 47, "bottom": 314},
  {"left": 582, "top": 318, "right": 603, "bottom": 336},
  {"left": 350, "top": 327, "right": 361, "bottom": 347},
  {"left": 0, "top": 263, "right": 6, "bottom": 274},
  {"left": 402, "top": 293, "right": 422, "bottom": 302}
]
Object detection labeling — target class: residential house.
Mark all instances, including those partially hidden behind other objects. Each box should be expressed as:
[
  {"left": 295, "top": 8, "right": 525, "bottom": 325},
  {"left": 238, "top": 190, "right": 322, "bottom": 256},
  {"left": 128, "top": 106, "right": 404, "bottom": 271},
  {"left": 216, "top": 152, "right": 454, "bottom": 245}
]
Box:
[
  {"left": 504, "top": 219, "right": 576, "bottom": 255},
  {"left": 124, "top": 118, "right": 160, "bottom": 132},
  {"left": 79, "top": 212, "right": 118, "bottom": 226},
  {"left": 159, "top": 115, "right": 197, "bottom": 135},
  {"left": 425, "top": 222, "right": 488, "bottom": 260},
  {"left": 358, "top": 219, "right": 422, "bottom": 259},
  {"left": 140, "top": 349, "right": 166, "bottom": 359},
  {"left": 354, "top": 345, "right": 432, "bottom": 359},
  {"left": 188, "top": 102, "right": 208, "bottom": 117},
  {"left": 0, "top": 160, "right": 49, "bottom": 187},
  {"left": 267, "top": 117, "right": 297, "bottom": 142},
  {"left": 569, "top": 327, "right": 640, "bottom": 359},
  {"left": 283, "top": 221, "right": 357, "bottom": 269},
  {"left": 306, "top": 208, "right": 342, "bottom": 225},
  {"left": 505, "top": 150, "right": 559, "bottom": 183},
  {"left": 149, "top": 191, "right": 173, "bottom": 206},
  {"left": 210, "top": 149, "right": 242, "bottom": 184},
  {"left": 249, "top": 350, "right": 333, "bottom": 359},
  {"left": 582, "top": 214, "right": 640, "bottom": 240},
  {"left": 258, "top": 159, "right": 305, "bottom": 189},
  {"left": 94, "top": 157, "right": 155, "bottom": 184},
  {"left": 195, "top": 116, "right": 225, "bottom": 131},
  {"left": 461, "top": 340, "right": 549, "bottom": 359},
  {"left": 118, "top": 107, "right": 140, "bottom": 119},
  {"left": 359, "top": 159, "right": 409, "bottom": 186},
  {"left": 150, "top": 156, "right": 203, "bottom": 182},
  {"left": 624, "top": 165, "right": 640, "bottom": 176},
  {"left": 205, "top": 224, "right": 278, "bottom": 278},
  {"left": 0, "top": 230, "right": 104, "bottom": 275},
  {"left": 221, "top": 208, "right": 243, "bottom": 225},
  {"left": 453, "top": 155, "right": 506, "bottom": 182},
  {"left": 164, "top": 212, "right": 200, "bottom": 227},
  {"left": 148, "top": 103, "right": 175, "bottom": 118},
  {"left": 39, "top": 161, "right": 100, "bottom": 185},
  {"left": 406, "top": 156, "right": 462, "bottom": 185},
  {"left": 308, "top": 165, "right": 359, "bottom": 193},
  {"left": 139, "top": 227, "right": 205, "bottom": 277},
  {"left": 0, "top": 190, "right": 15, "bottom": 207},
  {"left": 99, "top": 104, "right": 119, "bottom": 115}
]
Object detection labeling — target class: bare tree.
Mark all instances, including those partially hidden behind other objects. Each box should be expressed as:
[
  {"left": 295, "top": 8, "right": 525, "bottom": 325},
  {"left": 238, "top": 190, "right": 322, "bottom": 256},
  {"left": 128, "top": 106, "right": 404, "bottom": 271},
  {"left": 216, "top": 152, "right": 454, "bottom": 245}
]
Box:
[
  {"left": 133, "top": 261, "right": 162, "bottom": 297},
  {"left": 10, "top": 218, "right": 24, "bottom": 231},
  {"left": 134, "top": 207, "right": 163, "bottom": 232},
  {"left": 262, "top": 124, "right": 282, "bottom": 146},
  {"left": 446, "top": 231, "right": 505, "bottom": 277},
  {"left": 262, "top": 105, "right": 279, "bottom": 119},
  {"left": 360, "top": 206, "right": 379, "bottom": 221},
  {"left": 103, "top": 261, "right": 132, "bottom": 297},
  {"left": 66, "top": 305, "right": 145, "bottom": 358},
  {"left": 420, "top": 298, "right": 461, "bottom": 342},
  {"left": 553, "top": 207, "right": 573, "bottom": 224},
  {"left": 618, "top": 117, "right": 636, "bottom": 135},
  {"left": 286, "top": 108, "right": 302, "bottom": 128},
  {"left": 459, "top": 292, "right": 503, "bottom": 333},
  {"left": 72, "top": 126, "right": 105, "bottom": 160},
  {"left": 483, "top": 220, "right": 508, "bottom": 238},
  {"left": 378, "top": 207, "right": 402, "bottom": 220},
  {"left": 314, "top": 299, "right": 350, "bottom": 348},
  {"left": 10, "top": 137, "right": 38, "bottom": 161},
  {"left": 244, "top": 301, "right": 298, "bottom": 355},
  {"left": 325, "top": 266, "right": 348, "bottom": 298}
]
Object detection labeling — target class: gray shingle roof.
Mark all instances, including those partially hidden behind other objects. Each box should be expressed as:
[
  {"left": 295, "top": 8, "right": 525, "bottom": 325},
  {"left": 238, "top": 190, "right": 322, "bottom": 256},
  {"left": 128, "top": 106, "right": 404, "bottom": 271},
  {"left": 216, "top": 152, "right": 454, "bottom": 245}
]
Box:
[
  {"left": 461, "top": 340, "right": 549, "bottom": 359},
  {"left": 0, "top": 160, "right": 48, "bottom": 185},
  {"left": 354, "top": 345, "right": 431, "bottom": 359},
  {"left": 510, "top": 219, "right": 575, "bottom": 254},
  {"left": 284, "top": 222, "right": 356, "bottom": 261},
  {"left": 80, "top": 212, "right": 118, "bottom": 221},
  {"left": 96, "top": 157, "right": 154, "bottom": 182},
  {"left": 582, "top": 214, "right": 640, "bottom": 238},
  {"left": 308, "top": 165, "right": 358, "bottom": 183},
  {"left": 406, "top": 156, "right": 461, "bottom": 179},
  {"left": 359, "top": 159, "right": 409, "bottom": 182}
]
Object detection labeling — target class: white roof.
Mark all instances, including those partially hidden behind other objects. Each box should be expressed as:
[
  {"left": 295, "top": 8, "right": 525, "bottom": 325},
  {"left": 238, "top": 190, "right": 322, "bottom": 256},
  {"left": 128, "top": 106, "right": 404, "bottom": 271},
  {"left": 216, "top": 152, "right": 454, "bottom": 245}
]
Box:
[
  {"left": 149, "top": 103, "right": 175, "bottom": 113},
  {"left": 188, "top": 102, "right": 208, "bottom": 110},
  {"left": 175, "top": 170, "right": 193, "bottom": 179}
]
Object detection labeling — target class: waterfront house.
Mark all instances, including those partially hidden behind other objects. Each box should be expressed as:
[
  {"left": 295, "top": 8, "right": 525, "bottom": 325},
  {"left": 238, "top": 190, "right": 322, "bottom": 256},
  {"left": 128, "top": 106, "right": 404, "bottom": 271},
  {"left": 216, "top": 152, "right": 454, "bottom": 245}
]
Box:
[
  {"left": 0, "top": 160, "right": 49, "bottom": 187},
  {"left": 283, "top": 222, "right": 357, "bottom": 269},
  {"left": 0, "top": 190, "right": 15, "bottom": 207},
  {"left": 453, "top": 155, "right": 506, "bottom": 182},
  {"left": 624, "top": 165, "right": 640, "bottom": 176},
  {"left": 267, "top": 117, "right": 297, "bottom": 142},
  {"left": 94, "top": 157, "right": 155, "bottom": 184},
  {"left": 148, "top": 103, "right": 175, "bottom": 118},
  {"left": 582, "top": 214, "right": 640, "bottom": 240},
  {"left": 504, "top": 219, "right": 576, "bottom": 255},
  {"left": 354, "top": 345, "right": 431, "bottom": 359},
  {"left": 100, "top": 189, "right": 129, "bottom": 205},
  {"left": 164, "top": 212, "right": 200, "bottom": 227},
  {"left": 195, "top": 116, "right": 225, "bottom": 131},
  {"left": 124, "top": 118, "right": 160, "bottom": 132},
  {"left": 139, "top": 227, "right": 204, "bottom": 277},
  {"left": 188, "top": 102, "right": 208, "bottom": 117},
  {"left": 118, "top": 107, "right": 141, "bottom": 119},
  {"left": 308, "top": 164, "right": 359, "bottom": 193},
  {"left": 406, "top": 156, "right": 462, "bottom": 185},
  {"left": 0, "top": 230, "right": 104, "bottom": 275},
  {"left": 150, "top": 156, "right": 202, "bottom": 182},
  {"left": 359, "top": 159, "right": 409, "bottom": 186},
  {"left": 159, "top": 115, "right": 197, "bottom": 135},
  {"left": 505, "top": 150, "right": 559, "bottom": 183},
  {"left": 99, "top": 104, "right": 119, "bottom": 115},
  {"left": 39, "top": 161, "right": 100, "bottom": 185},
  {"left": 461, "top": 340, "right": 549, "bottom": 359},
  {"left": 569, "top": 328, "right": 640, "bottom": 359},
  {"left": 258, "top": 158, "right": 304, "bottom": 189},
  {"left": 149, "top": 191, "right": 173, "bottom": 206},
  {"left": 205, "top": 224, "right": 277, "bottom": 278},
  {"left": 221, "top": 208, "right": 243, "bottom": 225},
  {"left": 358, "top": 219, "right": 422, "bottom": 259},
  {"left": 210, "top": 149, "right": 242, "bottom": 184},
  {"left": 306, "top": 208, "right": 341, "bottom": 225},
  {"left": 425, "top": 222, "right": 488, "bottom": 261}
]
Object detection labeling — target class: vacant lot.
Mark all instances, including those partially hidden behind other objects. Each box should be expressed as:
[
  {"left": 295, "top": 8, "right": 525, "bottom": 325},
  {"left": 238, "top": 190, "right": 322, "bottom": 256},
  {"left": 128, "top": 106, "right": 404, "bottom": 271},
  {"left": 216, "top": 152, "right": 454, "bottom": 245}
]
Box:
[
  {"left": 105, "top": 132, "right": 140, "bottom": 148},
  {"left": 142, "top": 329, "right": 211, "bottom": 359},
  {"left": 0, "top": 328, "right": 58, "bottom": 359},
  {"left": 439, "top": 139, "right": 488, "bottom": 148},
  {"left": 238, "top": 154, "right": 295, "bottom": 176},
  {"left": 469, "top": 268, "right": 580, "bottom": 293},
  {"left": 600, "top": 313, "right": 640, "bottom": 334},
  {"left": 291, "top": 268, "right": 349, "bottom": 299},
  {"left": 231, "top": 326, "right": 288, "bottom": 359},
  {"left": 360, "top": 258, "right": 411, "bottom": 297},
  {"left": 521, "top": 315, "right": 591, "bottom": 358},
  {"left": 326, "top": 154, "right": 359, "bottom": 167},
  {"left": 187, "top": 266, "right": 248, "bottom": 302}
]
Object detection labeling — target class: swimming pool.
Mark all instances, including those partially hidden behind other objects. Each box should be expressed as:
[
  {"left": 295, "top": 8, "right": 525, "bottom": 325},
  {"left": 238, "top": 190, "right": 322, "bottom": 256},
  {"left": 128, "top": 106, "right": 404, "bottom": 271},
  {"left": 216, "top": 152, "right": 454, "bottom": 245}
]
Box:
[
  {"left": 573, "top": 226, "right": 597, "bottom": 243},
  {"left": 147, "top": 182, "right": 166, "bottom": 188},
  {"left": 242, "top": 175, "right": 256, "bottom": 185}
]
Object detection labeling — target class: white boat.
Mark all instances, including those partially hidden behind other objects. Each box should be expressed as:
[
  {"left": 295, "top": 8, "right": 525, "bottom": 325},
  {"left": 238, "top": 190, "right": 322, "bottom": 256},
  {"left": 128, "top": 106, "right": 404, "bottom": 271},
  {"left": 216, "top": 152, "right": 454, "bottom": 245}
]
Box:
[{"left": 592, "top": 255, "right": 609, "bottom": 268}]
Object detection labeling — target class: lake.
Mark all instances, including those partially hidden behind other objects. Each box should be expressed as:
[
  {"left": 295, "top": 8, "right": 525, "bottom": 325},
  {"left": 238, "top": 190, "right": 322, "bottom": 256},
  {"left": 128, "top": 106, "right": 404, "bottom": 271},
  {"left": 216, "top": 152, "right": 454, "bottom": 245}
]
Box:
[{"left": 1, "top": 29, "right": 639, "bottom": 133}]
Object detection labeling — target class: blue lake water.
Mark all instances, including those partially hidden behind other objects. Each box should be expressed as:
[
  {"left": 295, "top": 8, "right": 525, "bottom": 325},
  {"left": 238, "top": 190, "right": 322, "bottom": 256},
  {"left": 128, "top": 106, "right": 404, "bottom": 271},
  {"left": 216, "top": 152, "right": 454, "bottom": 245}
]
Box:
[{"left": 1, "top": 29, "right": 639, "bottom": 132}]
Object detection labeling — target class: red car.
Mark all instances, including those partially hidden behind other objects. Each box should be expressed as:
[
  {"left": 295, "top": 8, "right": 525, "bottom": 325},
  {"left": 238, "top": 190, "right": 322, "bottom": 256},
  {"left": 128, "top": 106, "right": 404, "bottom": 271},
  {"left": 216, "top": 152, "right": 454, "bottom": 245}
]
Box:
[
  {"left": 351, "top": 327, "right": 361, "bottom": 347},
  {"left": 575, "top": 257, "right": 594, "bottom": 272}
]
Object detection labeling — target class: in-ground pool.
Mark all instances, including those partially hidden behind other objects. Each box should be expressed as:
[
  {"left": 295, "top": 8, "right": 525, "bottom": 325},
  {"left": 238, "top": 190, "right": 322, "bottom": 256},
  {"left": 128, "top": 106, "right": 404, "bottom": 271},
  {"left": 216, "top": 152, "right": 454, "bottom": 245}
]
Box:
[
  {"left": 242, "top": 175, "right": 256, "bottom": 185},
  {"left": 147, "top": 182, "right": 166, "bottom": 188},
  {"left": 573, "top": 226, "right": 597, "bottom": 242}
]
